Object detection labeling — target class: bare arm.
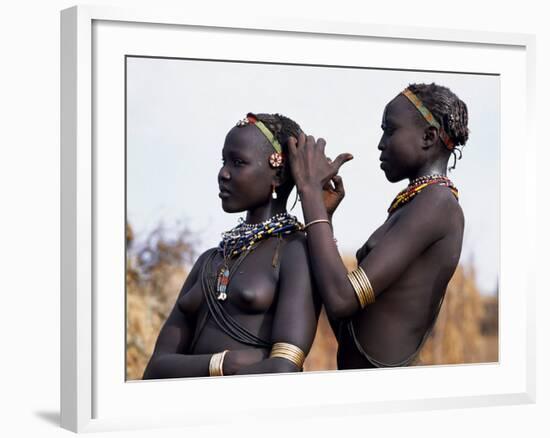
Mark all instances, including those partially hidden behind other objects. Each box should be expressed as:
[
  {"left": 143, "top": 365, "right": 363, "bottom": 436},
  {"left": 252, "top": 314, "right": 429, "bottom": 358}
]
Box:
[
  {"left": 233, "top": 234, "right": 321, "bottom": 375},
  {"left": 142, "top": 250, "right": 213, "bottom": 379},
  {"left": 288, "top": 134, "right": 455, "bottom": 320}
]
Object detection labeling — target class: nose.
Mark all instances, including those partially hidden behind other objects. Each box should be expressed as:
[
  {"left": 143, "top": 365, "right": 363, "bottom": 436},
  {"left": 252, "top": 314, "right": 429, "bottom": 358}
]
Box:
[
  {"left": 218, "top": 165, "right": 230, "bottom": 183},
  {"left": 377, "top": 136, "right": 385, "bottom": 151}
]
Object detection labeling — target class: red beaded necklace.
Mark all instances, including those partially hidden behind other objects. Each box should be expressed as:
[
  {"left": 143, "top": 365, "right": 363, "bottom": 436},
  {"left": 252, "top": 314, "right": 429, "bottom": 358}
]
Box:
[{"left": 388, "top": 174, "right": 458, "bottom": 215}]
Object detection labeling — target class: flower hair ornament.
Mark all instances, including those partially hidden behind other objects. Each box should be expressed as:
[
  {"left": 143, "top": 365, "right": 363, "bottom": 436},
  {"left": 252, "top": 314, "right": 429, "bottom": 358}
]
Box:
[{"left": 236, "top": 113, "right": 284, "bottom": 168}]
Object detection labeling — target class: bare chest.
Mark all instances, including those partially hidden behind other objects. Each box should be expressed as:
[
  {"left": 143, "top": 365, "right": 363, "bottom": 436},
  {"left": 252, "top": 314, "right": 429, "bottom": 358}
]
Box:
[
  {"left": 356, "top": 213, "right": 398, "bottom": 261},
  {"left": 178, "top": 242, "right": 281, "bottom": 316}
]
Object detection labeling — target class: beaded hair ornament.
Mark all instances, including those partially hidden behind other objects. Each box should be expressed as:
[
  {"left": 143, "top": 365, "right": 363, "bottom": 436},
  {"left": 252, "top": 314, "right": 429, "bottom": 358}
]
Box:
[
  {"left": 401, "top": 88, "right": 455, "bottom": 151},
  {"left": 236, "top": 113, "right": 284, "bottom": 168}
]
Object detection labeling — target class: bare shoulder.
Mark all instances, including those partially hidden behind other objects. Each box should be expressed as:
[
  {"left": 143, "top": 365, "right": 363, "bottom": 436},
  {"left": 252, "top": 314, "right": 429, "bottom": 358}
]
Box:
[
  {"left": 283, "top": 230, "right": 308, "bottom": 246},
  {"left": 278, "top": 232, "right": 315, "bottom": 301},
  {"left": 412, "top": 184, "right": 463, "bottom": 223},
  {"left": 279, "top": 231, "right": 309, "bottom": 269},
  {"left": 187, "top": 247, "right": 217, "bottom": 275},
  {"left": 281, "top": 231, "right": 308, "bottom": 255},
  {"left": 397, "top": 184, "right": 464, "bottom": 242},
  {"left": 195, "top": 247, "right": 218, "bottom": 264},
  {"left": 177, "top": 247, "right": 217, "bottom": 297}
]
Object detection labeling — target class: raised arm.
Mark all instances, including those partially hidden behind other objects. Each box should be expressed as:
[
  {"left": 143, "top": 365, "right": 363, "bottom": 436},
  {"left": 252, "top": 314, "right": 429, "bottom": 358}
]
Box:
[
  {"left": 288, "top": 134, "right": 458, "bottom": 320},
  {"left": 233, "top": 234, "right": 321, "bottom": 375}
]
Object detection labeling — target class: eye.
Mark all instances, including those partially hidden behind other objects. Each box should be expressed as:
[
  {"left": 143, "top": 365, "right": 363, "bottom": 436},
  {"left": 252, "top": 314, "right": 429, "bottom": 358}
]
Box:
[{"left": 233, "top": 158, "right": 245, "bottom": 166}]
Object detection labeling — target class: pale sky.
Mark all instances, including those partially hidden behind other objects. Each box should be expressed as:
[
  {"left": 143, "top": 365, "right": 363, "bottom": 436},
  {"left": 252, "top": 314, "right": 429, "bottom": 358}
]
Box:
[{"left": 126, "top": 57, "right": 499, "bottom": 295}]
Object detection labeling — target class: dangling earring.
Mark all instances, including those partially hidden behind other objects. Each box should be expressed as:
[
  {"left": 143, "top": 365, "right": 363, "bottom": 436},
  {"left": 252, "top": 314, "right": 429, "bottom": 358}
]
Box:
[{"left": 272, "top": 185, "right": 278, "bottom": 200}]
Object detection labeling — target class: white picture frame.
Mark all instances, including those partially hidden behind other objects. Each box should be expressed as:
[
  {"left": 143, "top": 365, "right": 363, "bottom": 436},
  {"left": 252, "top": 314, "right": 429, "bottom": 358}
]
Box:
[{"left": 60, "top": 4, "right": 536, "bottom": 433}]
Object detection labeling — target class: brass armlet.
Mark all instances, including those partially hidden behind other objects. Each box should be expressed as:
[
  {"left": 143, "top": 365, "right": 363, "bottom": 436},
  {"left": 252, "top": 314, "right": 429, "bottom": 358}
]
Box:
[
  {"left": 270, "top": 342, "right": 305, "bottom": 369},
  {"left": 347, "top": 266, "right": 375, "bottom": 309},
  {"left": 209, "top": 350, "right": 228, "bottom": 376}
]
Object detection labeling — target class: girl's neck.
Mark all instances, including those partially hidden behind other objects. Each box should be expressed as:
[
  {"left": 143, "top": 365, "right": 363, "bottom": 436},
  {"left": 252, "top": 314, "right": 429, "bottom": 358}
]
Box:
[
  {"left": 245, "top": 201, "right": 288, "bottom": 225},
  {"left": 409, "top": 161, "right": 448, "bottom": 183}
]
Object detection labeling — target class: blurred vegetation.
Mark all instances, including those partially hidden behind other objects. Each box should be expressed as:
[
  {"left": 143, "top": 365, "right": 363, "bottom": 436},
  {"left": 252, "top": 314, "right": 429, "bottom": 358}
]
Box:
[{"left": 126, "top": 221, "right": 498, "bottom": 380}]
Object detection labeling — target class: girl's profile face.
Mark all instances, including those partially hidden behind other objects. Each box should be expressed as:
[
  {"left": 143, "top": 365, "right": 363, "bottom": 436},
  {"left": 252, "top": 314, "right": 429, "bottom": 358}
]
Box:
[
  {"left": 378, "top": 95, "right": 427, "bottom": 182},
  {"left": 218, "top": 125, "right": 275, "bottom": 213}
]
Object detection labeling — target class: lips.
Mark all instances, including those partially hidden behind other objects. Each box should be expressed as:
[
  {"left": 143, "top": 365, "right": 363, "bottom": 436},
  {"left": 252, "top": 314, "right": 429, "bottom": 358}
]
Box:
[{"left": 218, "top": 186, "right": 231, "bottom": 199}]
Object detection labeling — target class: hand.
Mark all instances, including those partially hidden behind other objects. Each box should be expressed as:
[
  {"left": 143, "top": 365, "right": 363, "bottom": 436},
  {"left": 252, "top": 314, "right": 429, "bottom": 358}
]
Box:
[
  {"left": 288, "top": 133, "right": 353, "bottom": 194},
  {"left": 322, "top": 174, "right": 346, "bottom": 217},
  {"left": 222, "top": 348, "right": 270, "bottom": 376}
]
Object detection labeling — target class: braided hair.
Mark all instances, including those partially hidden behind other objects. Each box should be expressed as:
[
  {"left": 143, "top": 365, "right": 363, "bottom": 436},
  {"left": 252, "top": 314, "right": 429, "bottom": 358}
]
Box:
[
  {"left": 247, "top": 112, "right": 303, "bottom": 196},
  {"left": 406, "top": 83, "right": 469, "bottom": 170}
]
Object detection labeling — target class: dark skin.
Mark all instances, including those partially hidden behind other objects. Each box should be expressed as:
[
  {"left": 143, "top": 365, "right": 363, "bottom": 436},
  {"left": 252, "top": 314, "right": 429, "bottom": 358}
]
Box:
[
  {"left": 288, "top": 94, "right": 464, "bottom": 368},
  {"left": 143, "top": 124, "right": 320, "bottom": 379}
]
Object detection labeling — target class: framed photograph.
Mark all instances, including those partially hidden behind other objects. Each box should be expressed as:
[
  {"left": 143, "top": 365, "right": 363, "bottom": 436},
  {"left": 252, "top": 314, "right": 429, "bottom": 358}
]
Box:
[{"left": 61, "top": 5, "right": 536, "bottom": 433}]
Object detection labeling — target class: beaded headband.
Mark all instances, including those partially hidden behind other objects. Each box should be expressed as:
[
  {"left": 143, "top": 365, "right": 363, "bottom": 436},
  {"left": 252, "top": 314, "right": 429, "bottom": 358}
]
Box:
[
  {"left": 401, "top": 89, "right": 455, "bottom": 151},
  {"left": 237, "top": 114, "right": 283, "bottom": 153},
  {"left": 236, "top": 113, "right": 283, "bottom": 168}
]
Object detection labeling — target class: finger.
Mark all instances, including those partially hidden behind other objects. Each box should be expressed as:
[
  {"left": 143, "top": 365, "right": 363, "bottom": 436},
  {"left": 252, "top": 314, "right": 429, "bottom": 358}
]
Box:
[
  {"left": 288, "top": 136, "right": 298, "bottom": 158},
  {"left": 332, "top": 175, "right": 345, "bottom": 194},
  {"left": 306, "top": 135, "right": 316, "bottom": 149},
  {"left": 317, "top": 137, "right": 326, "bottom": 154},
  {"left": 297, "top": 132, "right": 306, "bottom": 148},
  {"left": 331, "top": 152, "right": 354, "bottom": 172},
  {"left": 326, "top": 156, "right": 332, "bottom": 163},
  {"left": 323, "top": 179, "right": 335, "bottom": 191}
]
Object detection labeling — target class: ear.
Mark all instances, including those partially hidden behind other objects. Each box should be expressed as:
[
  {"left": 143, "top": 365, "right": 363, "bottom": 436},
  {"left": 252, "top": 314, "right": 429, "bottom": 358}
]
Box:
[{"left": 422, "top": 126, "right": 439, "bottom": 149}]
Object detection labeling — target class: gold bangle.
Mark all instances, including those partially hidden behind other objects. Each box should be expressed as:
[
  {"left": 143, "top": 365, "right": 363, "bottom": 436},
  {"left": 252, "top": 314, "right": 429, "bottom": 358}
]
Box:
[
  {"left": 209, "top": 350, "right": 228, "bottom": 377},
  {"left": 355, "top": 266, "right": 375, "bottom": 305},
  {"left": 351, "top": 268, "right": 370, "bottom": 305},
  {"left": 270, "top": 342, "right": 306, "bottom": 369},
  {"left": 347, "top": 269, "right": 367, "bottom": 308},
  {"left": 347, "top": 266, "right": 375, "bottom": 309},
  {"left": 304, "top": 219, "right": 331, "bottom": 230}
]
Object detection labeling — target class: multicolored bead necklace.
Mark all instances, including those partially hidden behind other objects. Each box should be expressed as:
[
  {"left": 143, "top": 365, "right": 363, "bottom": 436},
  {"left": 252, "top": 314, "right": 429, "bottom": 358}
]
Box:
[
  {"left": 215, "top": 212, "right": 303, "bottom": 300},
  {"left": 387, "top": 174, "right": 458, "bottom": 215}
]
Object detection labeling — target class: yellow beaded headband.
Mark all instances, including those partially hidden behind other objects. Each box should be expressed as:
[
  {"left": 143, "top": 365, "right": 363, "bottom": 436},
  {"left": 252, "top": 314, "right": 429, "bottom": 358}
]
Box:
[{"left": 401, "top": 88, "right": 455, "bottom": 151}]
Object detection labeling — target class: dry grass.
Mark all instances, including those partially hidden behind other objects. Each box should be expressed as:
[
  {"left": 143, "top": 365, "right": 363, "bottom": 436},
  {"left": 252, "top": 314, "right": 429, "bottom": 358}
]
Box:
[
  {"left": 126, "top": 222, "right": 498, "bottom": 379},
  {"left": 126, "top": 222, "right": 195, "bottom": 379},
  {"left": 416, "top": 265, "right": 498, "bottom": 365}
]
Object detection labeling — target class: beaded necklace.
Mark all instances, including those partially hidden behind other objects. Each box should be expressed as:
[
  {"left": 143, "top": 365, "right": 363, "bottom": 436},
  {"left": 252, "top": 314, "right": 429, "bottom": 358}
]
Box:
[
  {"left": 215, "top": 212, "right": 303, "bottom": 300},
  {"left": 387, "top": 174, "right": 458, "bottom": 215}
]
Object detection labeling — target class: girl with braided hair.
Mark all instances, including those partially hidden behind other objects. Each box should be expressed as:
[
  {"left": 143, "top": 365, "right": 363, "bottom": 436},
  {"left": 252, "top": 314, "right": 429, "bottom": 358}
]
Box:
[
  {"left": 143, "top": 113, "right": 320, "bottom": 379},
  {"left": 289, "top": 82, "right": 469, "bottom": 368}
]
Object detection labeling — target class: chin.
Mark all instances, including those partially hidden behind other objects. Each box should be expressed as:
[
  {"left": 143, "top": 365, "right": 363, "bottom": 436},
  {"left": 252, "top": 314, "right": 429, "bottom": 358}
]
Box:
[
  {"left": 381, "top": 168, "right": 396, "bottom": 182},
  {"left": 221, "top": 202, "right": 238, "bottom": 213},
  {"left": 220, "top": 200, "right": 246, "bottom": 214},
  {"left": 384, "top": 170, "right": 406, "bottom": 184}
]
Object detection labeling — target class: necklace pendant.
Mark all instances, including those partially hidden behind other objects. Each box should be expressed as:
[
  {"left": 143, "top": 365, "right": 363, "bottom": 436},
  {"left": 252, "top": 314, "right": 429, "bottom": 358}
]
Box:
[{"left": 216, "top": 267, "right": 230, "bottom": 301}]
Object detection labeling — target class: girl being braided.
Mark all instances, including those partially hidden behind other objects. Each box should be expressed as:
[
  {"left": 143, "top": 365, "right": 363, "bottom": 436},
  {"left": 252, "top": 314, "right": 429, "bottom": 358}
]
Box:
[
  {"left": 143, "top": 113, "right": 320, "bottom": 379},
  {"left": 288, "top": 83, "right": 469, "bottom": 368}
]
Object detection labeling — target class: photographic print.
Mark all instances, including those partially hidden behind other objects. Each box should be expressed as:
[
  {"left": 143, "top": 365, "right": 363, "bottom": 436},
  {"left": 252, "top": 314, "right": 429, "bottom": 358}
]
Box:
[{"left": 125, "top": 56, "right": 499, "bottom": 381}]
